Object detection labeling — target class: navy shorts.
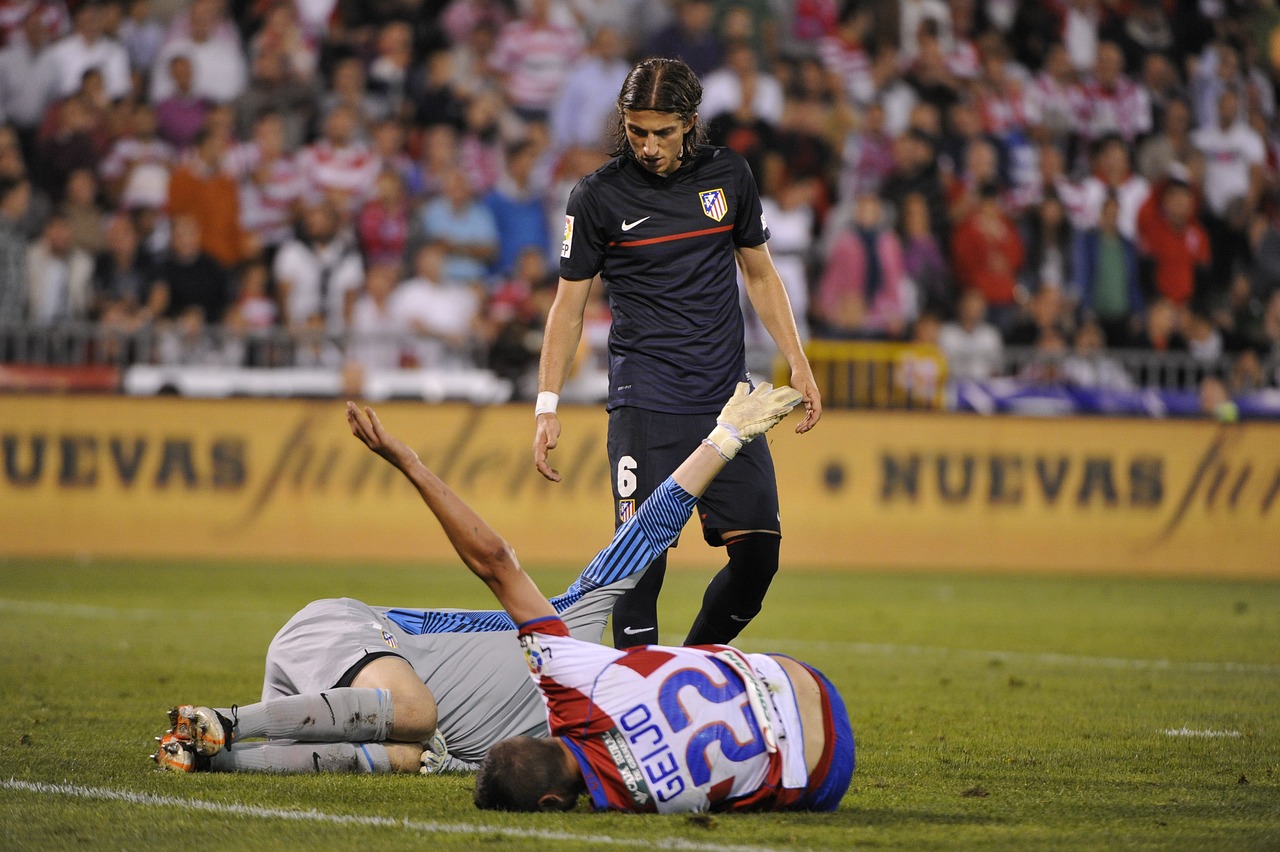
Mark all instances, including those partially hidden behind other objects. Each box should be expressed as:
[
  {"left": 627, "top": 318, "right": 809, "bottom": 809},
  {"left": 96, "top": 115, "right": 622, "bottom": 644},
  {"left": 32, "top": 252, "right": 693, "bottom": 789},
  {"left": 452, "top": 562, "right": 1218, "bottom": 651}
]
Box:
[{"left": 607, "top": 406, "right": 780, "bottom": 546}]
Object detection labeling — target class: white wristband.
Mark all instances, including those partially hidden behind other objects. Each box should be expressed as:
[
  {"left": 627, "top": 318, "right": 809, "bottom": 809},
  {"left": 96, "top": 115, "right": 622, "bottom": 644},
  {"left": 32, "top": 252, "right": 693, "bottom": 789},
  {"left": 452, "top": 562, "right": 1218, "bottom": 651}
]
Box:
[{"left": 535, "top": 391, "right": 560, "bottom": 417}]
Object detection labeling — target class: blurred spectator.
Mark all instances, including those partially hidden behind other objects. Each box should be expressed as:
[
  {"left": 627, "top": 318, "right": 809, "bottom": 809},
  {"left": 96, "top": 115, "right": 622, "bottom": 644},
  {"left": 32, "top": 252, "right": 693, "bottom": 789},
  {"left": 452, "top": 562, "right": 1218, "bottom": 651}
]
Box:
[
  {"left": 26, "top": 212, "right": 90, "bottom": 326},
  {"left": 904, "top": 29, "right": 962, "bottom": 119},
  {"left": 838, "top": 99, "right": 894, "bottom": 202},
  {"left": 702, "top": 39, "right": 784, "bottom": 127},
  {"left": 167, "top": 128, "right": 245, "bottom": 269},
  {"left": 224, "top": 260, "right": 278, "bottom": 335},
  {"left": 488, "top": 0, "right": 584, "bottom": 123},
  {"left": 100, "top": 102, "right": 175, "bottom": 207},
  {"left": 756, "top": 175, "right": 814, "bottom": 342},
  {"left": 154, "top": 54, "right": 210, "bottom": 150},
  {"left": 43, "top": 3, "right": 130, "bottom": 103},
  {"left": 1027, "top": 42, "right": 1078, "bottom": 145},
  {"left": 394, "top": 241, "right": 482, "bottom": 368},
  {"left": 1019, "top": 192, "right": 1075, "bottom": 298},
  {"left": 1218, "top": 272, "right": 1270, "bottom": 353},
  {"left": 150, "top": 0, "right": 247, "bottom": 105},
  {"left": 0, "top": 8, "right": 60, "bottom": 157},
  {"left": 1063, "top": 320, "right": 1134, "bottom": 390},
  {"left": 320, "top": 56, "right": 391, "bottom": 130},
  {"left": 1007, "top": 284, "right": 1069, "bottom": 347},
  {"left": 550, "top": 23, "right": 629, "bottom": 153},
  {"left": 59, "top": 167, "right": 105, "bottom": 255},
  {"left": 1133, "top": 297, "right": 1188, "bottom": 352},
  {"left": 1184, "top": 308, "right": 1224, "bottom": 362},
  {"left": 946, "top": 136, "right": 1003, "bottom": 225},
  {"left": 248, "top": 1, "right": 318, "bottom": 85},
  {"left": 900, "top": 0, "right": 952, "bottom": 67},
  {"left": 484, "top": 138, "right": 550, "bottom": 278},
  {"left": 882, "top": 128, "right": 947, "bottom": 244},
  {"left": 370, "top": 119, "right": 424, "bottom": 200},
  {"left": 118, "top": 0, "right": 166, "bottom": 77},
  {"left": 419, "top": 167, "right": 498, "bottom": 286},
  {"left": 356, "top": 170, "right": 411, "bottom": 267},
  {"left": 233, "top": 42, "right": 319, "bottom": 151},
  {"left": 273, "top": 201, "right": 363, "bottom": 333},
  {"left": 815, "top": 192, "right": 908, "bottom": 339},
  {"left": 457, "top": 88, "right": 506, "bottom": 195},
  {"left": 1074, "top": 193, "right": 1142, "bottom": 346},
  {"left": 1076, "top": 135, "right": 1150, "bottom": 240},
  {"left": 899, "top": 190, "right": 950, "bottom": 316},
  {"left": 35, "top": 93, "right": 103, "bottom": 199},
  {"left": 148, "top": 213, "right": 230, "bottom": 323},
  {"left": 347, "top": 261, "right": 404, "bottom": 371},
  {"left": 1245, "top": 213, "right": 1280, "bottom": 302},
  {"left": 816, "top": 3, "right": 872, "bottom": 107},
  {"left": 950, "top": 185, "right": 1024, "bottom": 330},
  {"left": 297, "top": 104, "right": 380, "bottom": 216},
  {"left": 0, "top": 177, "right": 28, "bottom": 326},
  {"left": 411, "top": 49, "right": 469, "bottom": 132},
  {"left": 225, "top": 111, "right": 306, "bottom": 256},
  {"left": 1136, "top": 97, "right": 1195, "bottom": 184},
  {"left": 1070, "top": 40, "right": 1151, "bottom": 146},
  {"left": 1137, "top": 176, "right": 1210, "bottom": 307},
  {"left": 367, "top": 20, "right": 414, "bottom": 116},
  {"left": 938, "top": 288, "right": 1003, "bottom": 379},
  {"left": 484, "top": 243, "right": 552, "bottom": 392},
  {"left": 1198, "top": 374, "right": 1236, "bottom": 420},
  {"left": 1017, "top": 325, "right": 1069, "bottom": 385},
  {"left": 1192, "top": 89, "right": 1265, "bottom": 223},
  {"left": 91, "top": 212, "right": 156, "bottom": 333},
  {"left": 645, "top": 0, "right": 722, "bottom": 77}
]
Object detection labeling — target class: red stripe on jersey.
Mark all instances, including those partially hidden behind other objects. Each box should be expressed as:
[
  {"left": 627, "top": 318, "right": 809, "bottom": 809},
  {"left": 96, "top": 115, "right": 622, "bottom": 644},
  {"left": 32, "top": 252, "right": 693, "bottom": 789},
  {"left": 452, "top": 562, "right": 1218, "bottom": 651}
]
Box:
[
  {"left": 614, "top": 648, "right": 677, "bottom": 678},
  {"left": 610, "top": 224, "right": 734, "bottom": 248}
]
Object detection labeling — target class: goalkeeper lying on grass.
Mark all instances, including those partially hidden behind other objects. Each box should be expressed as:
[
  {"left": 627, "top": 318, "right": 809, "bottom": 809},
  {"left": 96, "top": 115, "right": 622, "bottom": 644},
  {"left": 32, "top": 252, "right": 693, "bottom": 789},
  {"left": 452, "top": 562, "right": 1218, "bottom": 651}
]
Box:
[{"left": 154, "top": 383, "right": 854, "bottom": 813}]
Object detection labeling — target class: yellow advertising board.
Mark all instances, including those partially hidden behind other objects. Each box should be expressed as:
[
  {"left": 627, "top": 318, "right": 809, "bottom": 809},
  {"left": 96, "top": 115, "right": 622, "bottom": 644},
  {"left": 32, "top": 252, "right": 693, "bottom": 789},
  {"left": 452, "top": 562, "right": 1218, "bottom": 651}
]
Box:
[{"left": 0, "top": 396, "right": 1277, "bottom": 577}]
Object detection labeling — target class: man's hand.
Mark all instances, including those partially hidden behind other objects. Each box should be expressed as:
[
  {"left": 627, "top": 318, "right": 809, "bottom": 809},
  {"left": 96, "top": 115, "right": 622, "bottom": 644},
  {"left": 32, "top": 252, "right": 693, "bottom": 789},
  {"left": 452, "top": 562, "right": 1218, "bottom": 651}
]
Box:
[
  {"left": 534, "top": 413, "right": 562, "bottom": 482},
  {"left": 347, "top": 402, "right": 419, "bottom": 470},
  {"left": 791, "top": 368, "right": 822, "bottom": 434},
  {"left": 704, "top": 382, "right": 804, "bottom": 461}
]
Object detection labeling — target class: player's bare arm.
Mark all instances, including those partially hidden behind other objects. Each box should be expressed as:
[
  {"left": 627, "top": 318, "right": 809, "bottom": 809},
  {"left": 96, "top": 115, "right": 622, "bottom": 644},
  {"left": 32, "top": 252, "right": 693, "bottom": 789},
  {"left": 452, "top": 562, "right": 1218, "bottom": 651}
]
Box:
[
  {"left": 346, "top": 401, "right": 554, "bottom": 625},
  {"left": 736, "top": 243, "right": 823, "bottom": 433},
  {"left": 534, "top": 275, "right": 594, "bottom": 482}
]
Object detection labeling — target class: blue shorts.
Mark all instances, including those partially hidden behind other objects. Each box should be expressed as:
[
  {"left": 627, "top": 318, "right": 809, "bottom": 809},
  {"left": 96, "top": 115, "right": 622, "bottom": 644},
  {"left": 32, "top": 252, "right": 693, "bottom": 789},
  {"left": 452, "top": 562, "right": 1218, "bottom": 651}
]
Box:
[{"left": 794, "top": 662, "right": 856, "bottom": 812}]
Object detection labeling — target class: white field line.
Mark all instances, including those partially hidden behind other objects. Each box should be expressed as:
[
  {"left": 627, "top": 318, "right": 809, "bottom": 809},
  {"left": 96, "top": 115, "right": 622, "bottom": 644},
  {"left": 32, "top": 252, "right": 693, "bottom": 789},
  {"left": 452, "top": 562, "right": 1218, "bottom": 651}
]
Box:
[
  {"left": 1162, "top": 727, "right": 1243, "bottom": 738},
  {"left": 1, "top": 779, "right": 784, "bottom": 852},
  {"left": 3, "top": 597, "right": 1277, "bottom": 677}
]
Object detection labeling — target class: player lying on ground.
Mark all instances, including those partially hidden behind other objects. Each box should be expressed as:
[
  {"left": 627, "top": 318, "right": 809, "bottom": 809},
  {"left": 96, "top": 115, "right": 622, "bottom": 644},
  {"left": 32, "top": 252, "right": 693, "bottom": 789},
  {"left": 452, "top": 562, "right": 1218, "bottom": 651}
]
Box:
[
  {"left": 350, "top": 384, "right": 856, "bottom": 812},
  {"left": 151, "top": 383, "right": 836, "bottom": 782}
]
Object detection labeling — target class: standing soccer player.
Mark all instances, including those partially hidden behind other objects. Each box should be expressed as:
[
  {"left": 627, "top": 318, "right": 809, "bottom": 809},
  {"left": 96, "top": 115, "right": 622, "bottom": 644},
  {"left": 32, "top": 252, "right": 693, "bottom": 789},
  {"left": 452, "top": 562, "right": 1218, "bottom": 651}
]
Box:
[{"left": 533, "top": 57, "right": 821, "bottom": 650}]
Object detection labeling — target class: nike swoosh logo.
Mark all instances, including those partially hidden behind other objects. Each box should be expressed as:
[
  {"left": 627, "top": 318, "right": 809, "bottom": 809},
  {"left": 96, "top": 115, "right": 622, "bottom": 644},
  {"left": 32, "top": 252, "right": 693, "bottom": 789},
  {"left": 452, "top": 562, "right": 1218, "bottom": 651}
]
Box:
[
  {"left": 729, "top": 615, "right": 753, "bottom": 622},
  {"left": 622, "top": 626, "right": 655, "bottom": 635},
  {"left": 620, "top": 217, "right": 650, "bottom": 231}
]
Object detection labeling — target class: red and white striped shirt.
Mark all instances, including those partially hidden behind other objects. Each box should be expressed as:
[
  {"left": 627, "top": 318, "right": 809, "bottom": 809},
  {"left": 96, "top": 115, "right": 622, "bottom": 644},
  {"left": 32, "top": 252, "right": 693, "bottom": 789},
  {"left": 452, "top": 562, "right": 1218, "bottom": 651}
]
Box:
[
  {"left": 519, "top": 616, "right": 813, "bottom": 813},
  {"left": 1069, "top": 77, "right": 1152, "bottom": 143},
  {"left": 295, "top": 139, "right": 381, "bottom": 210},
  {"left": 488, "top": 19, "right": 583, "bottom": 112}
]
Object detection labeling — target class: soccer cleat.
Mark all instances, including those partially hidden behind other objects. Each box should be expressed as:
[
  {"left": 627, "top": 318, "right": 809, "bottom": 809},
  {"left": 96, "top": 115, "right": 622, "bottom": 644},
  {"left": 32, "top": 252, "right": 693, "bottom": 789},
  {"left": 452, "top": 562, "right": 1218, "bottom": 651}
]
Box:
[
  {"left": 167, "top": 705, "right": 234, "bottom": 756},
  {"left": 151, "top": 732, "right": 208, "bottom": 772}
]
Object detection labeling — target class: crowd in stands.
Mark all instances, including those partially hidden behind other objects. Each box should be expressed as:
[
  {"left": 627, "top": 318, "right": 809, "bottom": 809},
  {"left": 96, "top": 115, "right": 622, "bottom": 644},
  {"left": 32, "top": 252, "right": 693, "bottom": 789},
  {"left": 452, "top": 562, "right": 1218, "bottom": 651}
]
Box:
[{"left": 0, "top": 0, "right": 1279, "bottom": 403}]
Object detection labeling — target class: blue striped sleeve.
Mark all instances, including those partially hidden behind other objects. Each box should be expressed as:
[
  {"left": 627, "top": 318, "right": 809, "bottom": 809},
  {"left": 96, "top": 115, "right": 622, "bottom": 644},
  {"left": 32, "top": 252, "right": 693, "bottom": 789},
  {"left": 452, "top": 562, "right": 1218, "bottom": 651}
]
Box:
[{"left": 570, "top": 477, "right": 697, "bottom": 591}]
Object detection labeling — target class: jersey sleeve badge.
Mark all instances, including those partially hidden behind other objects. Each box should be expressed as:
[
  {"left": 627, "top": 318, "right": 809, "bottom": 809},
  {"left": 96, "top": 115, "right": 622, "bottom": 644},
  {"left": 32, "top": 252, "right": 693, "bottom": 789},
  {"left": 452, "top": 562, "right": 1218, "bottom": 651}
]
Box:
[
  {"left": 699, "top": 188, "right": 727, "bottom": 222},
  {"left": 520, "top": 632, "right": 546, "bottom": 677},
  {"left": 561, "top": 214, "right": 575, "bottom": 259}
]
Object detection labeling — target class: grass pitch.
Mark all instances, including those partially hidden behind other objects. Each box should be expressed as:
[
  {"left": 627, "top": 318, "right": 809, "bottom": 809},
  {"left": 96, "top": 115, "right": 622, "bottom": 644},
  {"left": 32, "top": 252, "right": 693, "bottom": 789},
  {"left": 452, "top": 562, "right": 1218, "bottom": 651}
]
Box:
[{"left": 0, "top": 558, "right": 1277, "bottom": 851}]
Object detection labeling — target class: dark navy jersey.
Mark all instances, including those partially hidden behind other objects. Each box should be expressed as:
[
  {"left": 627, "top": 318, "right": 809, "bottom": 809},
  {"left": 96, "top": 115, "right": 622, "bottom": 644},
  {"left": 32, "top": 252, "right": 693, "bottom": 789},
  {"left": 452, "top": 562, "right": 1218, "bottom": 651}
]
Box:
[{"left": 559, "top": 147, "right": 770, "bottom": 414}]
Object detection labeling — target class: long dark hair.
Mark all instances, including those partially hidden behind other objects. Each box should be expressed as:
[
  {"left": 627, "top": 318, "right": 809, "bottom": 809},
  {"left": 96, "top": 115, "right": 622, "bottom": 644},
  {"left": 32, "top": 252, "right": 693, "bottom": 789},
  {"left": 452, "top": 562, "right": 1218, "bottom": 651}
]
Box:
[{"left": 610, "top": 57, "right": 708, "bottom": 161}]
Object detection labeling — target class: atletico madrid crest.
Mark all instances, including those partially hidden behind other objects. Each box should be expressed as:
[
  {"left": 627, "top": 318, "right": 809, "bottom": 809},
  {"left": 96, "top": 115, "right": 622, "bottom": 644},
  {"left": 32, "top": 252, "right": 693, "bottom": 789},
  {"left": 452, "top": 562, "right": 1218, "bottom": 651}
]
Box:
[
  {"left": 618, "top": 499, "right": 635, "bottom": 524},
  {"left": 699, "top": 188, "right": 727, "bottom": 222}
]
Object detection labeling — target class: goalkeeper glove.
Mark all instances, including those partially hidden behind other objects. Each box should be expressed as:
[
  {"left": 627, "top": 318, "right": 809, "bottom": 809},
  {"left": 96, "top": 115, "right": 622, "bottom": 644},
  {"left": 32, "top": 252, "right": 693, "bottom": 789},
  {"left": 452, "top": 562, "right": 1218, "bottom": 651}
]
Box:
[{"left": 703, "top": 382, "right": 804, "bottom": 461}]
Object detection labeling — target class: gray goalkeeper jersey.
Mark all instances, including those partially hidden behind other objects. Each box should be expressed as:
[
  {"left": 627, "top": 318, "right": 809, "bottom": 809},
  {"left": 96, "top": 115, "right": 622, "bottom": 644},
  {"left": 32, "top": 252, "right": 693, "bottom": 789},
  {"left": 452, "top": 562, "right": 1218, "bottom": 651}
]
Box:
[{"left": 262, "top": 477, "right": 697, "bottom": 765}]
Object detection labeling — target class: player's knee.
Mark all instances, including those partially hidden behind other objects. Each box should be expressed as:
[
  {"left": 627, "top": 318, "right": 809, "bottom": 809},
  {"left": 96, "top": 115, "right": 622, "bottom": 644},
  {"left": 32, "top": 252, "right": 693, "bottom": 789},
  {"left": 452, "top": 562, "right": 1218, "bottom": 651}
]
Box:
[
  {"left": 384, "top": 741, "right": 425, "bottom": 773},
  {"left": 725, "top": 531, "right": 781, "bottom": 582}
]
